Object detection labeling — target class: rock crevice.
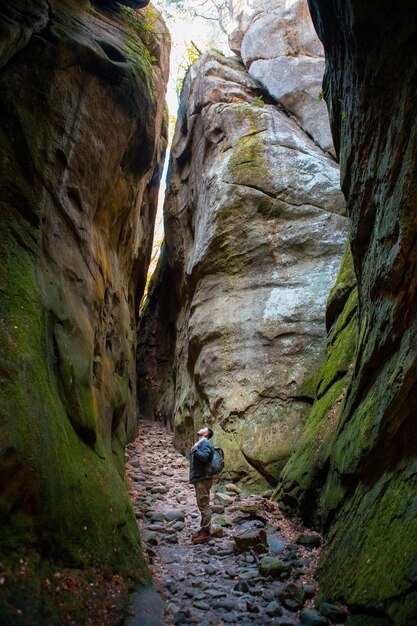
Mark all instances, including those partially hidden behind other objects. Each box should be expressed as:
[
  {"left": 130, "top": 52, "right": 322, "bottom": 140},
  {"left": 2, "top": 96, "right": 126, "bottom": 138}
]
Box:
[{"left": 138, "top": 1, "right": 346, "bottom": 491}]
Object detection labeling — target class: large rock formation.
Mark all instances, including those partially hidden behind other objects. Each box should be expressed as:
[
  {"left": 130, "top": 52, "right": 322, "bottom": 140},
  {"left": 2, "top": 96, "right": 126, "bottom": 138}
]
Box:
[
  {"left": 278, "top": 0, "right": 417, "bottom": 623},
  {"left": 226, "top": 0, "right": 334, "bottom": 154},
  {"left": 0, "top": 0, "right": 169, "bottom": 600},
  {"left": 138, "top": 0, "right": 346, "bottom": 489}
]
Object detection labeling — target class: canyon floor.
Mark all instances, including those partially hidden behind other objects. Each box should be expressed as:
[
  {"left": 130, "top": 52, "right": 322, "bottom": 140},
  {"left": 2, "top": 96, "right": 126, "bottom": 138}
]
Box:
[{"left": 125, "top": 420, "right": 347, "bottom": 626}]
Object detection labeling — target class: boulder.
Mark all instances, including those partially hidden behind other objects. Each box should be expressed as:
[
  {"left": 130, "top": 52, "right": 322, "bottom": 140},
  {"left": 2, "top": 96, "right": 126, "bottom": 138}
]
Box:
[
  {"left": 225, "top": 0, "right": 334, "bottom": 153},
  {"left": 138, "top": 51, "right": 346, "bottom": 488},
  {"left": 233, "top": 522, "right": 268, "bottom": 553}
]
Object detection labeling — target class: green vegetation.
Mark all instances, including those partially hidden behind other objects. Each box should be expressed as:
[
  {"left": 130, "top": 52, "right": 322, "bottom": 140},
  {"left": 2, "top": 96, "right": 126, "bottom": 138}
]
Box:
[
  {"left": 176, "top": 41, "right": 202, "bottom": 98},
  {"left": 254, "top": 95, "right": 265, "bottom": 106}
]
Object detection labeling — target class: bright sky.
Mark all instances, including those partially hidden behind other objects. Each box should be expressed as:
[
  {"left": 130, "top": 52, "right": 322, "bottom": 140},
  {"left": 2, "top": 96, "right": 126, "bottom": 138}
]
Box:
[{"left": 146, "top": 1, "right": 230, "bottom": 275}]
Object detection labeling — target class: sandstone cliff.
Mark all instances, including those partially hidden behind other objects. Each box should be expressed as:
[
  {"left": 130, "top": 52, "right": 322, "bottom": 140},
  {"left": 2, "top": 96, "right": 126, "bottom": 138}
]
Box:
[
  {"left": 277, "top": 0, "right": 417, "bottom": 622},
  {"left": 0, "top": 0, "right": 169, "bottom": 603},
  {"left": 138, "top": 0, "right": 346, "bottom": 489}
]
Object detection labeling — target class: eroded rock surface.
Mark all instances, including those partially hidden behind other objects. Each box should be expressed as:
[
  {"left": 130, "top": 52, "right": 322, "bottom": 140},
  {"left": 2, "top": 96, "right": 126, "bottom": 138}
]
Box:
[
  {"left": 277, "top": 0, "right": 417, "bottom": 622},
  {"left": 225, "top": 0, "right": 334, "bottom": 154},
  {"left": 138, "top": 47, "right": 346, "bottom": 489},
  {"left": 0, "top": 0, "right": 169, "bottom": 606}
]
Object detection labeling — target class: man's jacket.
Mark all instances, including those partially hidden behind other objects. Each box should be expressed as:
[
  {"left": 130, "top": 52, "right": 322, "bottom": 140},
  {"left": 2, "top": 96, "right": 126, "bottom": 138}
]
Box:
[{"left": 189, "top": 438, "right": 214, "bottom": 484}]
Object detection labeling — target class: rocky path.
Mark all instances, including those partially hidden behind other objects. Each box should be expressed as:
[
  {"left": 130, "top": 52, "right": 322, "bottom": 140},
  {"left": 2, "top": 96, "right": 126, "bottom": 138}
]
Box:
[{"left": 125, "top": 421, "right": 347, "bottom": 626}]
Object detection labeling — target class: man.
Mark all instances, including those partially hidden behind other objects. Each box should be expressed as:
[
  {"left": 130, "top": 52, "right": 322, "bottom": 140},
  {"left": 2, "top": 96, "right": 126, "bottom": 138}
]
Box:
[{"left": 189, "top": 426, "right": 215, "bottom": 544}]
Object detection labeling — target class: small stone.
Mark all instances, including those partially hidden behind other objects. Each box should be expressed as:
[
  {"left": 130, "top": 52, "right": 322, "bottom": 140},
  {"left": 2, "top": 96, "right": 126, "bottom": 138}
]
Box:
[
  {"left": 303, "top": 584, "right": 316, "bottom": 599},
  {"left": 225, "top": 483, "right": 241, "bottom": 494},
  {"left": 226, "top": 568, "right": 238, "bottom": 578},
  {"left": 173, "top": 611, "right": 190, "bottom": 624},
  {"left": 233, "top": 525, "right": 267, "bottom": 553},
  {"left": 212, "top": 505, "right": 225, "bottom": 514},
  {"left": 149, "top": 511, "right": 165, "bottom": 522},
  {"left": 205, "top": 564, "right": 217, "bottom": 575},
  {"left": 172, "top": 521, "right": 185, "bottom": 531},
  {"left": 148, "top": 523, "right": 165, "bottom": 532},
  {"left": 268, "top": 535, "right": 285, "bottom": 555},
  {"left": 296, "top": 534, "right": 321, "bottom": 548},
  {"left": 211, "top": 526, "right": 225, "bottom": 538},
  {"left": 165, "top": 581, "right": 178, "bottom": 594},
  {"left": 166, "top": 534, "right": 178, "bottom": 543},
  {"left": 278, "top": 582, "right": 305, "bottom": 610},
  {"left": 167, "top": 601, "right": 181, "bottom": 614},
  {"left": 205, "top": 588, "right": 226, "bottom": 598},
  {"left": 259, "top": 556, "right": 291, "bottom": 579},
  {"left": 214, "top": 514, "right": 233, "bottom": 527},
  {"left": 213, "top": 598, "right": 236, "bottom": 610},
  {"left": 262, "top": 587, "right": 275, "bottom": 602},
  {"left": 239, "top": 569, "right": 261, "bottom": 580},
  {"left": 143, "top": 532, "right": 159, "bottom": 545},
  {"left": 318, "top": 602, "right": 348, "bottom": 623},
  {"left": 215, "top": 492, "right": 235, "bottom": 505},
  {"left": 246, "top": 600, "right": 260, "bottom": 613},
  {"left": 165, "top": 510, "right": 185, "bottom": 522},
  {"left": 151, "top": 485, "right": 169, "bottom": 494},
  {"left": 192, "top": 600, "right": 210, "bottom": 611},
  {"left": 250, "top": 586, "right": 264, "bottom": 596},
  {"left": 238, "top": 504, "right": 261, "bottom": 514},
  {"left": 300, "top": 609, "right": 329, "bottom": 625},
  {"left": 234, "top": 580, "right": 249, "bottom": 592},
  {"left": 265, "top": 600, "right": 283, "bottom": 617}
]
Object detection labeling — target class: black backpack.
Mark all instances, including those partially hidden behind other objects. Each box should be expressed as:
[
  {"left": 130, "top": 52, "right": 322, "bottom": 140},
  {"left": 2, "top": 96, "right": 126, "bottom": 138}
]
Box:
[{"left": 210, "top": 446, "right": 225, "bottom": 475}]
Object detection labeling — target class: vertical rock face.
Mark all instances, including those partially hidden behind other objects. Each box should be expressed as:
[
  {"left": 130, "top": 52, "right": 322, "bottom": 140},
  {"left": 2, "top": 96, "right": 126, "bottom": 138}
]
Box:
[
  {"left": 138, "top": 1, "right": 346, "bottom": 489},
  {"left": 278, "top": 0, "right": 417, "bottom": 622},
  {"left": 0, "top": 0, "right": 169, "bottom": 580}
]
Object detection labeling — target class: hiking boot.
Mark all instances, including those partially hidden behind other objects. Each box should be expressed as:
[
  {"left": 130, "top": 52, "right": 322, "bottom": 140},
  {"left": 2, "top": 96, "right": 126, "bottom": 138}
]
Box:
[
  {"left": 192, "top": 531, "right": 211, "bottom": 544},
  {"left": 191, "top": 530, "right": 204, "bottom": 540}
]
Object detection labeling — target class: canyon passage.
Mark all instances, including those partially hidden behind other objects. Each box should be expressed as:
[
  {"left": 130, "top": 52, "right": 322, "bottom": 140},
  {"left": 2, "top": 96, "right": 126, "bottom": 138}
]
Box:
[{"left": 0, "top": 1, "right": 416, "bottom": 625}]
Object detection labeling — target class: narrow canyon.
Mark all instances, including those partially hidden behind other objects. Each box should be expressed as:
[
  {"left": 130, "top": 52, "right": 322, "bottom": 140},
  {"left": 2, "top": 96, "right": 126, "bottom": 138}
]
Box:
[{"left": 0, "top": 0, "right": 416, "bottom": 625}]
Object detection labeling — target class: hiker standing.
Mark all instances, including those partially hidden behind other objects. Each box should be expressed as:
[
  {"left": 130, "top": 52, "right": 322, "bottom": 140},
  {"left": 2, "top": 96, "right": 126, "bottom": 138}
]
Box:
[{"left": 189, "top": 426, "right": 215, "bottom": 544}]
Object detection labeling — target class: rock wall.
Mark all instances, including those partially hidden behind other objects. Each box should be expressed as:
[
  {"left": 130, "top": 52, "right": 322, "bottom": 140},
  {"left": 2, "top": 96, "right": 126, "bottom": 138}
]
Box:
[
  {"left": 278, "top": 0, "right": 417, "bottom": 622},
  {"left": 138, "top": 0, "right": 346, "bottom": 490},
  {"left": 225, "top": 0, "right": 334, "bottom": 154},
  {"left": 0, "top": 0, "right": 169, "bottom": 589}
]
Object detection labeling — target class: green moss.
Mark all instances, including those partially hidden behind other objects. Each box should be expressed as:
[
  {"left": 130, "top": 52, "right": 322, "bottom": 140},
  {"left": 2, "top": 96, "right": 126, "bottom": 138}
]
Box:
[
  {"left": 317, "top": 469, "right": 417, "bottom": 624},
  {"left": 317, "top": 302, "right": 357, "bottom": 398},
  {"left": 0, "top": 213, "right": 146, "bottom": 582},
  {"left": 226, "top": 131, "right": 267, "bottom": 184}
]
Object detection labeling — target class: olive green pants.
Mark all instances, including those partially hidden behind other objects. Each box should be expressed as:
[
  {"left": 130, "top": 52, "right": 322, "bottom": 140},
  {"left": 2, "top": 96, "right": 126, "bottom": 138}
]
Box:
[{"left": 194, "top": 479, "right": 213, "bottom": 532}]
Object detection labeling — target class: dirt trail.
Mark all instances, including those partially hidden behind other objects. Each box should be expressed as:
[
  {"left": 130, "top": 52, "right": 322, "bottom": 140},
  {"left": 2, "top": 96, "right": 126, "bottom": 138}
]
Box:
[{"left": 125, "top": 420, "right": 344, "bottom": 626}]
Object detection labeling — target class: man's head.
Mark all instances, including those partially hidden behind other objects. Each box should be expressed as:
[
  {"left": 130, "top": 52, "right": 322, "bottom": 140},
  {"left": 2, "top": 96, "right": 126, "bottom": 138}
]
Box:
[{"left": 198, "top": 426, "right": 213, "bottom": 439}]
